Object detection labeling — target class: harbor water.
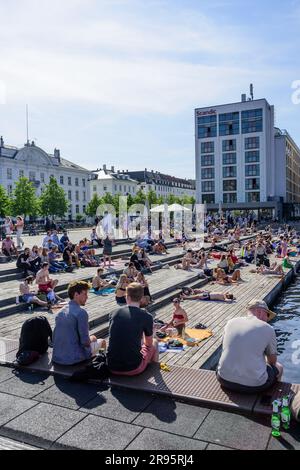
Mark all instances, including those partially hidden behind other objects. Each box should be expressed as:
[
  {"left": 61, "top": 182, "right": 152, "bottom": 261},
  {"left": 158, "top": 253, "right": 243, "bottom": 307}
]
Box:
[{"left": 273, "top": 277, "right": 300, "bottom": 384}]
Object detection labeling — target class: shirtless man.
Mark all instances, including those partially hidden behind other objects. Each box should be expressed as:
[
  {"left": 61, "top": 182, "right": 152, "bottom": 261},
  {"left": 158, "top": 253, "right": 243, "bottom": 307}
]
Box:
[
  {"left": 36, "top": 262, "right": 59, "bottom": 294},
  {"left": 181, "top": 290, "right": 235, "bottom": 302},
  {"left": 92, "top": 268, "right": 111, "bottom": 292},
  {"left": 19, "top": 276, "right": 49, "bottom": 308}
]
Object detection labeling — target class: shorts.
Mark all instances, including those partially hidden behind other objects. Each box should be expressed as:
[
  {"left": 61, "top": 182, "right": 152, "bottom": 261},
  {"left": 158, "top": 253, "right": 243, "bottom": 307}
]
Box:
[
  {"left": 38, "top": 282, "right": 53, "bottom": 293},
  {"left": 22, "top": 294, "right": 34, "bottom": 304},
  {"left": 110, "top": 344, "right": 156, "bottom": 377},
  {"left": 201, "top": 291, "right": 210, "bottom": 300},
  {"left": 216, "top": 364, "right": 279, "bottom": 394}
]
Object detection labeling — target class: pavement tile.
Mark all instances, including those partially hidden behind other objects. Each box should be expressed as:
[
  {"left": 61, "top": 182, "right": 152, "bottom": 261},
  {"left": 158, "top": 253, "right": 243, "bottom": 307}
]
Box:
[
  {"left": 80, "top": 387, "right": 154, "bottom": 423},
  {"left": 206, "top": 444, "right": 234, "bottom": 450},
  {"left": 53, "top": 414, "right": 142, "bottom": 450},
  {"left": 0, "top": 392, "right": 36, "bottom": 426},
  {"left": 0, "top": 367, "right": 16, "bottom": 384},
  {"left": 194, "top": 410, "right": 271, "bottom": 450},
  {"left": 1, "top": 402, "right": 86, "bottom": 449},
  {"left": 267, "top": 423, "right": 300, "bottom": 450},
  {"left": 0, "top": 371, "right": 55, "bottom": 399},
  {"left": 34, "top": 377, "right": 100, "bottom": 410},
  {"left": 127, "top": 428, "right": 207, "bottom": 451},
  {"left": 133, "top": 397, "right": 210, "bottom": 437}
]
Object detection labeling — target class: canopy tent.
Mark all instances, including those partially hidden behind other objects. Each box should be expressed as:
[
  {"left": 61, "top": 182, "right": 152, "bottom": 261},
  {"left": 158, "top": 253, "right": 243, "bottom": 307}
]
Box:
[{"left": 150, "top": 203, "right": 191, "bottom": 213}]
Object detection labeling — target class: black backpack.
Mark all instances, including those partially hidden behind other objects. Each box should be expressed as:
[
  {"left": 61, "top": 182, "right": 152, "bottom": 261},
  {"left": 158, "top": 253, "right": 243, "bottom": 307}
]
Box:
[{"left": 17, "top": 316, "right": 53, "bottom": 357}]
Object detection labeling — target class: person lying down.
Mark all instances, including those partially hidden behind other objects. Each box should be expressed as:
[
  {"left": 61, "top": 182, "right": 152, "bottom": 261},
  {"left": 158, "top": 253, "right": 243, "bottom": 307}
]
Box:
[{"left": 180, "top": 290, "right": 235, "bottom": 302}]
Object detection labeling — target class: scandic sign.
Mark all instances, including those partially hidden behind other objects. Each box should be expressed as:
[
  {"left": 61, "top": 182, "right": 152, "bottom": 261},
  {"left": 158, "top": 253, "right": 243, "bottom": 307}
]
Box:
[{"left": 196, "top": 109, "right": 217, "bottom": 117}]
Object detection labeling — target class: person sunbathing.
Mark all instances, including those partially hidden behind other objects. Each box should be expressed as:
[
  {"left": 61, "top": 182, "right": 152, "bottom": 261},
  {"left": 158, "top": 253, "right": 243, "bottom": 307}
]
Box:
[
  {"left": 92, "top": 268, "right": 111, "bottom": 292},
  {"left": 161, "top": 298, "right": 188, "bottom": 337},
  {"left": 181, "top": 290, "right": 235, "bottom": 302},
  {"left": 213, "top": 268, "right": 242, "bottom": 284}
]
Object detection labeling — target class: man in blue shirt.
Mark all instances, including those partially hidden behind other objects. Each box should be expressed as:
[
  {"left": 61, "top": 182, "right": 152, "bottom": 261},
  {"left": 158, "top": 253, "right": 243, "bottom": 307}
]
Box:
[{"left": 53, "top": 281, "right": 106, "bottom": 365}]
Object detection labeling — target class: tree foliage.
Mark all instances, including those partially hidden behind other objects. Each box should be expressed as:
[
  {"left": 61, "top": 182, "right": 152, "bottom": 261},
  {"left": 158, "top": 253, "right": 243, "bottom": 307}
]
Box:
[
  {"left": 0, "top": 185, "right": 11, "bottom": 218},
  {"left": 39, "top": 176, "right": 69, "bottom": 218},
  {"left": 11, "top": 177, "right": 39, "bottom": 217}
]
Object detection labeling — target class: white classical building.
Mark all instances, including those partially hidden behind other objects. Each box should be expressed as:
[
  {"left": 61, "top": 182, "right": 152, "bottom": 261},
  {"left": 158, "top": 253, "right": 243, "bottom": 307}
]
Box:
[
  {"left": 90, "top": 165, "right": 139, "bottom": 197},
  {"left": 0, "top": 137, "right": 91, "bottom": 220}
]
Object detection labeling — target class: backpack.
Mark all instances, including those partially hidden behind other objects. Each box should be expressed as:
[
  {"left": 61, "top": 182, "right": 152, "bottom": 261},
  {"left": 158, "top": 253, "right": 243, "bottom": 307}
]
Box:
[
  {"left": 17, "top": 316, "right": 53, "bottom": 357},
  {"left": 16, "top": 351, "right": 40, "bottom": 366},
  {"left": 69, "top": 352, "right": 110, "bottom": 383}
]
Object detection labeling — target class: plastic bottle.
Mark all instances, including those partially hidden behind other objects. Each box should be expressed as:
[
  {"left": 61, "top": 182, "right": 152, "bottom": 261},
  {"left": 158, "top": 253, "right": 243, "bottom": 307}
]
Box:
[
  {"left": 271, "top": 400, "right": 281, "bottom": 437},
  {"left": 281, "top": 396, "right": 291, "bottom": 431}
]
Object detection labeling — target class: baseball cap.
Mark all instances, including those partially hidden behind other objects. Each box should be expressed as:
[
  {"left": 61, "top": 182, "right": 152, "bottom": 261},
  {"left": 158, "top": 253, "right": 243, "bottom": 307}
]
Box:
[{"left": 247, "top": 299, "right": 276, "bottom": 322}]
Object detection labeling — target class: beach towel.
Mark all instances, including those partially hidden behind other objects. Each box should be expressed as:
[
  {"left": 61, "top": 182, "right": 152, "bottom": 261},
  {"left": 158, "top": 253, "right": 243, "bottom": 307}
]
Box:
[
  {"left": 90, "top": 287, "right": 116, "bottom": 295},
  {"left": 159, "top": 327, "right": 212, "bottom": 346}
]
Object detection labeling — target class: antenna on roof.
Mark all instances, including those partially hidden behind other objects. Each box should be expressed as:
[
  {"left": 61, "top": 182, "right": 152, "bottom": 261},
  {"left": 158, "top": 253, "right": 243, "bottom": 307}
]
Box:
[{"left": 26, "top": 104, "right": 29, "bottom": 145}]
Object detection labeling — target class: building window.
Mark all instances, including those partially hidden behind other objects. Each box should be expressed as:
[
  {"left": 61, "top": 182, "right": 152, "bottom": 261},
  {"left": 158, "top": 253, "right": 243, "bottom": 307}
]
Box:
[
  {"left": 202, "top": 181, "right": 215, "bottom": 192},
  {"left": 245, "top": 164, "right": 260, "bottom": 177},
  {"left": 103, "top": 186, "right": 108, "bottom": 192},
  {"left": 60, "top": 176, "right": 64, "bottom": 185},
  {"left": 245, "top": 151, "right": 260, "bottom": 163},
  {"left": 222, "top": 153, "right": 237, "bottom": 165},
  {"left": 76, "top": 205, "right": 80, "bottom": 214},
  {"left": 7, "top": 184, "right": 13, "bottom": 195},
  {"left": 82, "top": 179, "right": 86, "bottom": 187},
  {"left": 114, "top": 185, "right": 117, "bottom": 192},
  {"left": 19, "top": 170, "right": 24, "bottom": 178},
  {"left": 201, "top": 155, "right": 214, "bottom": 167},
  {"left": 75, "top": 191, "right": 79, "bottom": 201},
  {"left": 29, "top": 171, "right": 36, "bottom": 181},
  {"left": 246, "top": 192, "right": 260, "bottom": 202},
  {"left": 7, "top": 168, "right": 12, "bottom": 180},
  {"left": 222, "top": 139, "right": 236, "bottom": 152},
  {"left": 201, "top": 168, "right": 215, "bottom": 180},
  {"left": 201, "top": 142, "right": 214, "bottom": 154},
  {"left": 83, "top": 205, "right": 86, "bottom": 214},
  {"left": 223, "top": 166, "right": 237, "bottom": 178},
  {"left": 93, "top": 186, "right": 97, "bottom": 192},
  {"left": 40, "top": 173, "right": 45, "bottom": 183},
  {"left": 223, "top": 193, "right": 237, "bottom": 203},
  {"left": 202, "top": 194, "right": 215, "bottom": 204},
  {"left": 219, "top": 112, "right": 240, "bottom": 136},
  {"left": 75, "top": 177, "right": 79, "bottom": 187},
  {"left": 245, "top": 137, "right": 260, "bottom": 149},
  {"left": 68, "top": 177, "right": 72, "bottom": 186},
  {"left": 83, "top": 191, "right": 86, "bottom": 202},
  {"left": 223, "top": 180, "right": 237, "bottom": 191},
  {"left": 119, "top": 185, "right": 122, "bottom": 192},
  {"left": 245, "top": 178, "right": 260, "bottom": 190},
  {"left": 68, "top": 190, "right": 72, "bottom": 201},
  {"left": 242, "top": 109, "right": 263, "bottom": 134},
  {"left": 197, "top": 115, "right": 217, "bottom": 139}
]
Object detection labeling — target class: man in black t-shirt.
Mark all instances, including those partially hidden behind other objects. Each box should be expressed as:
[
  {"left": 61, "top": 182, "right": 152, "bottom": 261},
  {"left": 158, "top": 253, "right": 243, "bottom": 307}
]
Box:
[{"left": 107, "top": 282, "right": 159, "bottom": 376}]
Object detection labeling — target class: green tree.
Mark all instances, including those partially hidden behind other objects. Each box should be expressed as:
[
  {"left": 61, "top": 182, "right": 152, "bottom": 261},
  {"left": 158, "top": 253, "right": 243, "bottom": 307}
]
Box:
[
  {"left": 147, "top": 189, "right": 158, "bottom": 207},
  {"left": 39, "top": 176, "right": 69, "bottom": 218},
  {"left": 134, "top": 189, "right": 146, "bottom": 205},
  {"left": 86, "top": 193, "right": 102, "bottom": 216},
  {"left": 11, "top": 177, "right": 39, "bottom": 217},
  {"left": 0, "top": 185, "right": 11, "bottom": 218}
]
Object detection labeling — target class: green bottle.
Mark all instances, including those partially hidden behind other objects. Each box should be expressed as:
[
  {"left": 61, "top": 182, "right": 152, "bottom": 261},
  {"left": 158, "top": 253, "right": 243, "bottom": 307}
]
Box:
[
  {"left": 271, "top": 400, "right": 281, "bottom": 437},
  {"left": 281, "top": 396, "right": 291, "bottom": 431}
]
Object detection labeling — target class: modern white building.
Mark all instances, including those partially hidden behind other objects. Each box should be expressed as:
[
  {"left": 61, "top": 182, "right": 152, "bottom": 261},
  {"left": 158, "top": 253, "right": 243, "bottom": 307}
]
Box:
[
  {"left": 0, "top": 137, "right": 91, "bottom": 220},
  {"left": 194, "top": 93, "right": 300, "bottom": 219}
]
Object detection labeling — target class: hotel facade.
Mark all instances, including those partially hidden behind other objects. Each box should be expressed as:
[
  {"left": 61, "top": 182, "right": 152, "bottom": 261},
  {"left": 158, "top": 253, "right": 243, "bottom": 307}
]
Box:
[{"left": 195, "top": 96, "right": 300, "bottom": 219}]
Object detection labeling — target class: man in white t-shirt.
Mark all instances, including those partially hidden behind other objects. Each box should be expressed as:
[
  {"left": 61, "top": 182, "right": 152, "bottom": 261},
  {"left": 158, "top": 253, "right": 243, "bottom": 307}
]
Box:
[{"left": 217, "top": 299, "right": 283, "bottom": 393}]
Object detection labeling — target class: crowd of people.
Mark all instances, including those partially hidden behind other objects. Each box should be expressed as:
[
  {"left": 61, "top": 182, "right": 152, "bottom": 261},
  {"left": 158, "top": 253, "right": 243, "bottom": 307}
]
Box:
[{"left": 3, "top": 217, "right": 300, "bottom": 423}]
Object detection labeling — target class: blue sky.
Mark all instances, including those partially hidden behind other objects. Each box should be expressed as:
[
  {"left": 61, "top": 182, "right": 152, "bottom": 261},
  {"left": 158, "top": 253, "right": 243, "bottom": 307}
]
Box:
[{"left": 0, "top": 0, "right": 300, "bottom": 178}]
